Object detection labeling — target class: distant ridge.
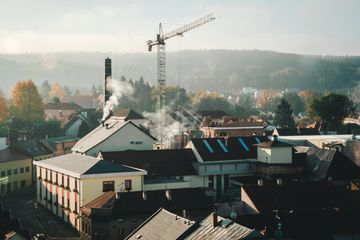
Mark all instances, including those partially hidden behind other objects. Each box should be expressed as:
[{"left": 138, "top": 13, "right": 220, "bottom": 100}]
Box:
[{"left": 0, "top": 49, "right": 359, "bottom": 96}]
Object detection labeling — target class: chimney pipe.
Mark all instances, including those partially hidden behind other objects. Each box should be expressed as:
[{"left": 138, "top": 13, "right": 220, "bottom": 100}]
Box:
[
  {"left": 104, "top": 57, "right": 112, "bottom": 104},
  {"left": 276, "top": 178, "right": 283, "bottom": 185},
  {"left": 258, "top": 178, "right": 264, "bottom": 187},
  {"left": 142, "top": 191, "right": 147, "bottom": 201},
  {"left": 115, "top": 192, "right": 120, "bottom": 199},
  {"left": 272, "top": 135, "right": 278, "bottom": 142},
  {"left": 212, "top": 208, "right": 218, "bottom": 227},
  {"left": 165, "top": 190, "right": 172, "bottom": 201}
]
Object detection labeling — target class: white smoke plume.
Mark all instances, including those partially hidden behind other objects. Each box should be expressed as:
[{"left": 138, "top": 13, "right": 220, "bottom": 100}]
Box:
[
  {"left": 143, "top": 107, "right": 186, "bottom": 149},
  {"left": 102, "top": 77, "right": 134, "bottom": 121}
]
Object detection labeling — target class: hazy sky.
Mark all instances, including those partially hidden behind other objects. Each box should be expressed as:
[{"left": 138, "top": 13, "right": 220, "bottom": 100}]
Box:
[{"left": 0, "top": 0, "right": 359, "bottom": 55}]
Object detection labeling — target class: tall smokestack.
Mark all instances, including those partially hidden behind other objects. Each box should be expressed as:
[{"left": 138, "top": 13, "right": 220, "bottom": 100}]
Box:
[{"left": 105, "top": 57, "right": 112, "bottom": 104}]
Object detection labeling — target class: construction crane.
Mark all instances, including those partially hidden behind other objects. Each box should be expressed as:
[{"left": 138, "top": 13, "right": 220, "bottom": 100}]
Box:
[{"left": 147, "top": 13, "right": 215, "bottom": 110}]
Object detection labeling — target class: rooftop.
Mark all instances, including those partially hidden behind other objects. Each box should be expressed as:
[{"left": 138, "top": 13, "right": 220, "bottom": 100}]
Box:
[
  {"left": 274, "top": 127, "right": 319, "bottom": 136},
  {"left": 11, "top": 139, "right": 52, "bottom": 157},
  {"left": 125, "top": 208, "right": 196, "bottom": 240},
  {"left": 34, "top": 153, "right": 145, "bottom": 179},
  {"left": 254, "top": 140, "right": 293, "bottom": 148},
  {"left": 81, "top": 188, "right": 212, "bottom": 217},
  {"left": 113, "top": 108, "right": 146, "bottom": 120},
  {"left": 190, "top": 136, "right": 268, "bottom": 162},
  {"left": 100, "top": 149, "right": 197, "bottom": 177},
  {"left": 0, "top": 148, "right": 30, "bottom": 163},
  {"left": 72, "top": 118, "right": 156, "bottom": 153},
  {"left": 185, "top": 214, "right": 261, "bottom": 240},
  {"left": 44, "top": 102, "right": 83, "bottom": 111}
]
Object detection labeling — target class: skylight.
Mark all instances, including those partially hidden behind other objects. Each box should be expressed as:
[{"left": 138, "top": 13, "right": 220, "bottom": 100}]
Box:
[
  {"left": 238, "top": 138, "right": 250, "bottom": 152},
  {"left": 202, "top": 140, "right": 214, "bottom": 153},
  {"left": 216, "top": 139, "right": 228, "bottom": 153}
]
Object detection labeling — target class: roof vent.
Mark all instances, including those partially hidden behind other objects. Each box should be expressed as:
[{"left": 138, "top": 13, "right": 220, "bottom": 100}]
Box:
[
  {"left": 115, "top": 192, "right": 120, "bottom": 199},
  {"left": 142, "top": 191, "right": 147, "bottom": 201},
  {"left": 258, "top": 178, "right": 264, "bottom": 187},
  {"left": 212, "top": 209, "right": 218, "bottom": 227},
  {"left": 165, "top": 190, "right": 172, "bottom": 201},
  {"left": 276, "top": 178, "right": 283, "bottom": 185}
]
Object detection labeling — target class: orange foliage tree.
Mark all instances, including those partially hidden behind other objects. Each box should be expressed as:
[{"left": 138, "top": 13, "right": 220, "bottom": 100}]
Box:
[
  {"left": 0, "top": 89, "right": 9, "bottom": 123},
  {"left": 11, "top": 80, "right": 44, "bottom": 121}
]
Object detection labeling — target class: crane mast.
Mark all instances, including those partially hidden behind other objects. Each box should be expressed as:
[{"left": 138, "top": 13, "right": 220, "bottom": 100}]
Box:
[{"left": 147, "top": 13, "right": 215, "bottom": 110}]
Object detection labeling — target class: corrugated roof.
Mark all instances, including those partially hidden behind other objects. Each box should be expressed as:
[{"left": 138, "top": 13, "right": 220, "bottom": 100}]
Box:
[
  {"left": 126, "top": 208, "right": 196, "bottom": 240},
  {"left": 190, "top": 136, "right": 268, "bottom": 162},
  {"left": 100, "top": 149, "right": 197, "bottom": 177},
  {"left": 72, "top": 118, "right": 156, "bottom": 153},
  {"left": 34, "top": 153, "right": 143, "bottom": 178},
  {"left": 185, "top": 215, "right": 259, "bottom": 240}
]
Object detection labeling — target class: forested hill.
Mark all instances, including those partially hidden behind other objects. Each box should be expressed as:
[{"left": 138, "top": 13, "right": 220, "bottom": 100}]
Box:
[{"left": 1, "top": 50, "right": 360, "bottom": 95}]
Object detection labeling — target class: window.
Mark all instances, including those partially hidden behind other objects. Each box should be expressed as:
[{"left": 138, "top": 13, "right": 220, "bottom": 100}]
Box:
[
  {"left": 6, "top": 183, "right": 11, "bottom": 192},
  {"left": 62, "top": 175, "right": 64, "bottom": 186},
  {"left": 13, "top": 169, "right": 18, "bottom": 175},
  {"left": 56, "top": 173, "right": 58, "bottom": 184},
  {"left": 125, "top": 180, "right": 132, "bottom": 191},
  {"left": 102, "top": 181, "right": 114, "bottom": 192},
  {"left": 67, "top": 176, "right": 70, "bottom": 188},
  {"left": 7, "top": 170, "right": 11, "bottom": 176},
  {"left": 20, "top": 167, "right": 24, "bottom": 174},
  {"left": 26, "top": 167, "right": 29, "bottom": 172},
  {"left": 21, "top": 180, "right": 26, "bottom": 188},
  {"left": 62, "top": 196, "right": 64, "bottom": 205},
  {"left": 1, "top": 171, "right": 5, "bottom": 177},
  {"left": 14, "top": 181, "right": 18, "bottom": 190},
  {"left": 0, "top": 184, "right": 4, "bottom": 194},
  {"left": 67, "top": 199, "right": 70, "bottom": 208}
]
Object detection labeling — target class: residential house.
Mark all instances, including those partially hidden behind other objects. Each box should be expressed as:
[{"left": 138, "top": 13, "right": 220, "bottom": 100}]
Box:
[
  {"left": 44, "top": 102, "right": 83, "bottom": 127},
  {"left": 11, "top": 139, "right": 53, "bottom": 181},
  {"left": 40, "top": 136, "right": 79, "bottom": 156},
  {"left": 99, "top": 149, "right": 206, "bottom": 191},
  {"left": 80, "top": 188, "right": 212, "bottom": 240},
  {"left": 34, "top": 153, "right": 146, "bottom": 231},
  {"left": 64, "top": 112, "right": 92, "bottom": 137},
  {"left": 187, "top": 136, "right": 303, "bottom": 200},
  {"left": 200, "top": 116, "right": 266, "bottom": 137},
  {"left": 0, "top": 149, "right": 32, "bottom": 195},
  {"left": 72, "top": 118, "right": 156, "bottom": 157},
  {"left": 113, "top": 108, "right": 149, "bottom": 129}
]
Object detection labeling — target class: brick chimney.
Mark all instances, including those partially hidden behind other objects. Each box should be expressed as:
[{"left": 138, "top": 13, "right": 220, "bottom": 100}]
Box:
[{"left": 212, "top": 208, "right": 218, "bottom": 227}]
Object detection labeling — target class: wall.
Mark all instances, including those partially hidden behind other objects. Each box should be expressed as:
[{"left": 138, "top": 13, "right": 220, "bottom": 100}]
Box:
[
  {"left": 143, "top": 175, "right": 207, "bottom": 191},
  {"left": 87, "top": 123, "right": 154, "bottom": 157},
  {"left": 80, "top": 175, "right": 143, "bottom": 206},
  {"left": 0, "top": 159, "right": 32, "bottom": 195},
  {"left": 257, "top": 147, "right": 292, "bottom": 164}
]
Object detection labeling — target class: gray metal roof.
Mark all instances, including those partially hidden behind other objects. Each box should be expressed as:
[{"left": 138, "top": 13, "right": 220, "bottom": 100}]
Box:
[
  {"left": 72, "top": 117, "right": 155, "bottom": 153},
  {"left": 185, "top": 215, "right": 259, "bottom": 240},
  {"left": 125, "top": 208, "right": 196, "bottom": 240},
  {"left": 34, "top": 153, "right": 145, "bottom": 178}
]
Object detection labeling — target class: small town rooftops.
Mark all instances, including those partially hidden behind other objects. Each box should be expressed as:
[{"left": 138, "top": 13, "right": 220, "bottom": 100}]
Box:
[
  {"left": 11, "top": 139, "right": 52, "bottom": 157},
  {"left": 100, "top": 149, "right": 197, "bottom": 177},
  {"left": 0, "top": 148, "right": 30, "bottom": 163},
  {"left": 34, "top": 153, "right": 146, "bottom": 179},
  {"left": 190, "top": 136, "right": 268, "bottom": 162},
  {"left": 125, "top": 208, "right": 196, "bottom": 240},
  {"left": 72, "top": 118, "right": 156, "bottom": 153},
  {"left": 81, "top": 188, "right": 212, "bottom": 217},
  {"left": 185, "top": 214, "right": 261, "bottom": 240}
]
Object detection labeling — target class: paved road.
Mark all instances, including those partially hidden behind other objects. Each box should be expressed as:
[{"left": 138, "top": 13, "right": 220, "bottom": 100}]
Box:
[{"left": 0, "top": 184, "right": 80, "bottom": 239}]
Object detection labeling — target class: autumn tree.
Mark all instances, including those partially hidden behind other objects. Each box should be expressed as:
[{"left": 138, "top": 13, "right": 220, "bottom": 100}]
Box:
[
  {"left": 11, "top": 80, "right": 44, "bottom": 122},
  {"left": 0, "top": 89, "right": 9, "bottom": 123},
  {"left": 39, "top": 80, "right": 51, "bottom": 102},
  {"left": 48, "top": 82, "right": 65, "bottom": 100},
  {"left": 274, "top": 98, "right": 295, "bottom": 128},
  {"left": 307, "top": 93, "right": 356, "bottom": 131},
  {"left": 256, "top": 89, "right": 281, "bottom": 116}
]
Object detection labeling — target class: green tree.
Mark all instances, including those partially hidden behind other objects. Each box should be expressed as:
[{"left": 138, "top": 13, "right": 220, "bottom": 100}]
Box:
[
  {"left": 274, "top": 98, "right": 295, "bottom": 128},
  {"left": 307, "top": 93, "right": 356, "bottom": 131},
  {"left": 11, "top": 80, "right": 44, "bottom": 122},
  {"left": 282, "top": 92, "right": 305, "bottom": 115},
  {"left": 165, "top": 86, "right": 191, "bottom": 109},
  {"left": 0, "top": 89, "right": 9, "bottom": 123},
  {"left": 39, "top": 80, "right": 51, "bottom": 102}
]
